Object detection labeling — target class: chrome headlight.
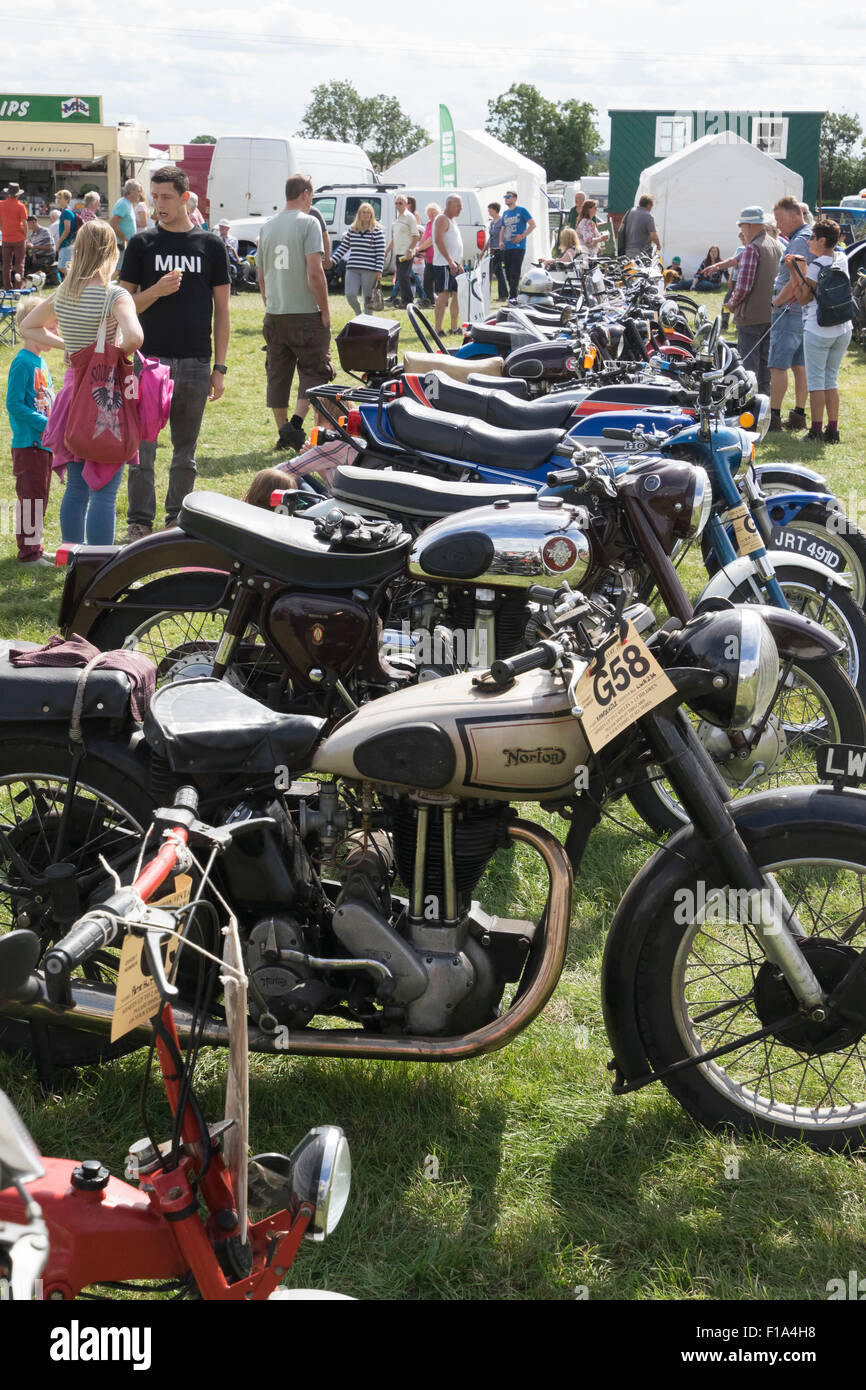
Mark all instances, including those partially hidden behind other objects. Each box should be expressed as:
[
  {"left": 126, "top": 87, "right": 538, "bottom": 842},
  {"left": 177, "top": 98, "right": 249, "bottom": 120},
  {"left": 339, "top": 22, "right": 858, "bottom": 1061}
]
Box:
[
  {"left": 733, "top": 608, "right": 780, "bottom": 728},
  {"left": 288, "top": 1126, "right": 352, "bottom": 1242},
  {"left": 658, "top": 607, "right": 779, "bottom": 730},
  {"left": 686, "top": 468, "right": 712, "bottom": 538},
  {"left": 753, "top": 394, "right": 771, "bottom": 440}
]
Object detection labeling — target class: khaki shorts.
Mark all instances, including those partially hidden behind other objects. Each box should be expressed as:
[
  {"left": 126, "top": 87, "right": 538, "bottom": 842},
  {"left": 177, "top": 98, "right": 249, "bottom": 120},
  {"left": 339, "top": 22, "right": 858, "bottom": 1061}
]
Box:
[{"left": 263, "top": 312, "right": 334, "bottom": 407}]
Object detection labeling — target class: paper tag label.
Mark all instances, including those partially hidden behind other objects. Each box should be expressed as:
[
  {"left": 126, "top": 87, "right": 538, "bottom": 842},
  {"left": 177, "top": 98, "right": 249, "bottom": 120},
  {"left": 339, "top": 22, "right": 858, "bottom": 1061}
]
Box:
[
  {"left": 575, "top": 622, "right": 676, "bottom": 753},
  {"left": 151, "top": 874, "right": 192, "bottom": 909},
  {"left": 725, "top": 502, "right": 763, "bottom": 557},
  {"left": 111, "top": 934, "right": 178, "bottom": 1043}
]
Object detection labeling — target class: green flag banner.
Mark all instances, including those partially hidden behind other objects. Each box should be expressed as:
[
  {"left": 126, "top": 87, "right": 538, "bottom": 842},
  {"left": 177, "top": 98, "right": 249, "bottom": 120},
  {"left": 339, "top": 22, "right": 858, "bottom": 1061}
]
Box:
[{"left": 439, "top": 105, "right": 457, "bottom": 189}]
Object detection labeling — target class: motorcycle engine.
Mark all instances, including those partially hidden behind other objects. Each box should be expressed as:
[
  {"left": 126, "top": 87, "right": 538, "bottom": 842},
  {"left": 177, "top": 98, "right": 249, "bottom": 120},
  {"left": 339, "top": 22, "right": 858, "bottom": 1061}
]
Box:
[{"left": 246, "top": 916, "right": 332, "bottom": 1027}]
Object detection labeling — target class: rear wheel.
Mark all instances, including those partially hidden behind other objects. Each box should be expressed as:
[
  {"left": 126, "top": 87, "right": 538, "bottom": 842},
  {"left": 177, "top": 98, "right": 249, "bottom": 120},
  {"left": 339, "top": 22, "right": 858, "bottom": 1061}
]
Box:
[
  {"left": 760, "top": 500, "right": 866, "bottom": 608},
  {"left": 634, "top": 823, "right": 866, "bottom": 1150},
  {"left": 0, "top": 740, "right": 154, "bottom": 1066},
  {"left": 91, "top": 573, "right": 279, "bottom": 695}
]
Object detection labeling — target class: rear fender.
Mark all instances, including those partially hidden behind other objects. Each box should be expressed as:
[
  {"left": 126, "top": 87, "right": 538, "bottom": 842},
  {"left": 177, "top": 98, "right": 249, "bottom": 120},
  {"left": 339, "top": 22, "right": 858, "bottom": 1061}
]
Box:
[
  {"left": 601, "top": 785, "right": 866, "bottom": 1087},
  {"left": 753, "top": 463, "right": 829, "bottom": 492},
  {"left": 697, "top": 551, "right": 853, "bottom": 606},
  {"left": 59, "top": 533, "right": 233, "bottom": 641}
]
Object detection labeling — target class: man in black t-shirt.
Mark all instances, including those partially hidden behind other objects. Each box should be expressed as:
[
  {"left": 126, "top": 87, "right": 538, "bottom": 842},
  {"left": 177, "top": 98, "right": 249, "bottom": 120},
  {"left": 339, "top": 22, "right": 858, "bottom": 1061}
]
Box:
[{"left": 119, "top": 164, "right": 230, "bottom": 540}]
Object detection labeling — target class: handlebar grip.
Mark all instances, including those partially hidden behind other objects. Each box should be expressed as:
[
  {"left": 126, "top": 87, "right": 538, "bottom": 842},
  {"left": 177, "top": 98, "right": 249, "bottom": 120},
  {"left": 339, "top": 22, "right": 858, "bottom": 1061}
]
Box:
[
  {"left": 43, "top": 888, "right": 139, "bottom": 1005},
  {"left": 489, "top": 640, "right": 561, "bottom": 686},
  {"left": 546, "top": 465, "right": 589, "bottom": 489},
  {"left": 601, "top": 427, "right": 635, "bottom": 441}
]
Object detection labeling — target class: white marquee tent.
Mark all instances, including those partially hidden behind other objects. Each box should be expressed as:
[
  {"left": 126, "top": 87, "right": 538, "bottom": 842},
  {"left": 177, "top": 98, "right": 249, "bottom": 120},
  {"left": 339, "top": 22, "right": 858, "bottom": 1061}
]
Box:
[
  {"left": 384, "top": 129, "right": 551, "bottom": 269},
  {"left": 636, "top": 132, "right": 803, "bottom": 277}
]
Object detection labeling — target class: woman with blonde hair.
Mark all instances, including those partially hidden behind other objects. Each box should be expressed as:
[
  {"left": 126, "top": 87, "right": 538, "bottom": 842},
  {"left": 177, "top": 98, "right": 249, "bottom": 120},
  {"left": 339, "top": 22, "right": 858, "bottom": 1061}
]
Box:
[
  {"left": 22, "top": 219, "right": 144, "bottom": 543},
  {"left": 330, "top": 202, "right": 386, "bottom": 315},
  {"left": 543, "top": 226, "right": 580, "bottom": 268}
]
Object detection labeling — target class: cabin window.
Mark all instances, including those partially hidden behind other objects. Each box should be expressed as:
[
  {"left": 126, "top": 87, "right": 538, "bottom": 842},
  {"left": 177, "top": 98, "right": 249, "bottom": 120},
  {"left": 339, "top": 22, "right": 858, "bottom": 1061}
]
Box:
[{"left": 655, "top": 117, "right": 690, "bottom": 157}]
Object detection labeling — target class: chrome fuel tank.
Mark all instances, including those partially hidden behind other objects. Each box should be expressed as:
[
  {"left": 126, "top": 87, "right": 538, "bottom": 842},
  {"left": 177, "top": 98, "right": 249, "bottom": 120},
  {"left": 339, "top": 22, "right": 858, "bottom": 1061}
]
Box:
[
  {"left": 408, "top": 500, "right": 591, "bottom": 590},
  {"left": 312, "top": 665, "right": 590, "bottom": 801}
]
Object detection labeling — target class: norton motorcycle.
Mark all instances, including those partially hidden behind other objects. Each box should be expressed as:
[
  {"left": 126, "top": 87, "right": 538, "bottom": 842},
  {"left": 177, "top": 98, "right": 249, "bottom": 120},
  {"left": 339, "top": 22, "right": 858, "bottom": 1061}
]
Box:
[{"left": 3, "top": 592, "right": 866, "bottom": 1153}]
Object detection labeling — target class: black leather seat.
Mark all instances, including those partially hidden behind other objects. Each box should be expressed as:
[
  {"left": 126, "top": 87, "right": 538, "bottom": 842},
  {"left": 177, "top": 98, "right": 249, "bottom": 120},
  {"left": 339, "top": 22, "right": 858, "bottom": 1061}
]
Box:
[
  {"left": 144, "top": 678, "right": 325, "bottom": 775},
  {"left": 0, "top": 641, "right": 134, "bottom": 722},
  {"left": 419, "top": 372, "right": 580, "bottom": 431},
  {"left": 471, "top": 321, "right": 561, "bottom": 351},
  {"left": 466, "top": 374, "right": 530, "bottom": 397},
  {"left": 386, "top": 399, "right": 566, "bottom": 472},
  {"left": 331, "top": 465, "right": 538, "bottom": 519},
  {"left": 583, "top": 383, "right": 695, "bottom": 409},
  {"left": 179, "top": 491, "right": 411, "bottom": 589}
]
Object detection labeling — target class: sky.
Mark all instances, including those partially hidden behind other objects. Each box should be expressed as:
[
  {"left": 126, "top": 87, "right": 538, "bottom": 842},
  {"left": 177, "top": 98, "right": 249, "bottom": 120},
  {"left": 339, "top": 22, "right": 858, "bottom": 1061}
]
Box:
[{"left": 4, "top": 0, "right": 866, "bottom": 151}]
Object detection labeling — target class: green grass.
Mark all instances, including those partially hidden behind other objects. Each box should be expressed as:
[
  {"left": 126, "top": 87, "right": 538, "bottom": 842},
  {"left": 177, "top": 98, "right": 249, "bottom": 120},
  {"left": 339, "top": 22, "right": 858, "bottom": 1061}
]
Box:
[{"left": 2, "top": 288, "right": 866, "bottom": 1301}]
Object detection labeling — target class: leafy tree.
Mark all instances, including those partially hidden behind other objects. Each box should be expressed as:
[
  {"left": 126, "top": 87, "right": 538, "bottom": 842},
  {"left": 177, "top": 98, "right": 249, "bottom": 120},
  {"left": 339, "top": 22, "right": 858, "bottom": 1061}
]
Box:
[
  {"left": 819, "top": 111, "right": 866, "bottom": 203},
  {"left": 485, "top": 84, "right": 600, "bottom": 179},
  {"left": 298, "top": 81, "right": 428, "bottom": 172},
  {"left": 190, "top": 134, "right": 217, "bottom": 144}
]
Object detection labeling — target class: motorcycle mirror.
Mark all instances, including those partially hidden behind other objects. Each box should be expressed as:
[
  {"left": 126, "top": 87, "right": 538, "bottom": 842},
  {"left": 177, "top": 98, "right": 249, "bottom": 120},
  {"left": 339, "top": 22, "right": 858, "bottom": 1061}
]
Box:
[{"left": 707, "top": 316, "right": 722, "bottom": 354}]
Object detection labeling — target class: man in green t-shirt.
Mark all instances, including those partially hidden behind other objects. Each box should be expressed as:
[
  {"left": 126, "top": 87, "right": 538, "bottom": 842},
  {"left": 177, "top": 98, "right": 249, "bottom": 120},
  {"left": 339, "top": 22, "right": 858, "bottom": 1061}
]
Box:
[{"left": 257, "top": 174, "right": 334, "bottom": 451}]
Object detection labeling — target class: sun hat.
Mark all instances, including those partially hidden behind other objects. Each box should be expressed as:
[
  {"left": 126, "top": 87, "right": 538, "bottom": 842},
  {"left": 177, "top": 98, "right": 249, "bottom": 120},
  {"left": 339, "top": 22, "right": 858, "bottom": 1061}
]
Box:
[
  {"left": 218, "top": 218, "right": 231, "bottom": 227},
  {"left": 737, "top": 206, "right": 765, "bottom": 225}
]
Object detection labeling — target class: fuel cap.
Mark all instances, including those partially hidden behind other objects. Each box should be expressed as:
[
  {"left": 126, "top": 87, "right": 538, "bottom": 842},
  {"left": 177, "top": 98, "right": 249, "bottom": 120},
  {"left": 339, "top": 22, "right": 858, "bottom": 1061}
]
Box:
[{"left": 71, "top": 1159, "right": 110, "bottom": 1191}]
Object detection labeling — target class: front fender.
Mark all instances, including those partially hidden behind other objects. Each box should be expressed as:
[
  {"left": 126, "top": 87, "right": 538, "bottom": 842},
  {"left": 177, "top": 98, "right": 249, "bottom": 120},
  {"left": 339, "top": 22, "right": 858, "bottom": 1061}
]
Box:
[
  {"left": 747, "top": 603, "right": 845, "bottom": 662},
  {"left": 753, "top": 462, "right": 829, "bottom": 492},
  {"left": 600, "top": 784, "right": 866, "bottom": 1088},
  {"left": 59, "top": 532, "right": 233, "bottom": 641},
  {"left": 697, "top": 550, "right": 853, "bottom": 606}
]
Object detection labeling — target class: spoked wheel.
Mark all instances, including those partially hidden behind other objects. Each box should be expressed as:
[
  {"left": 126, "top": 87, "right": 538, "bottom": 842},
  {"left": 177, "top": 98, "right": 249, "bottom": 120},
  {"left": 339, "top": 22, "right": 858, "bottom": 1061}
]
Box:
[
  {"left": 635, "top": 823, "right": 866, "bottom": 1149},
  {"left": 627, "top": 655, "right": 866, "bottom": 835},
  {"left": 92, "top": 574, "right": 279, "bottom": 695},
  {"left": 0, "top": 741, "right": 154, "bottom": 1066},
  {"left": 760, "top": 500, "right": 866, "bottom": 608}
]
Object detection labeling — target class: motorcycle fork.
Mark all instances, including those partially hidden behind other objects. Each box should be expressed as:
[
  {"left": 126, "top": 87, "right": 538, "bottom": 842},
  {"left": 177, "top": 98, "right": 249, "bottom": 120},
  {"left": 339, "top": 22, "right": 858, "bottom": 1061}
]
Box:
[
  {"left": 209, "top": 580, "right": 259, "bottom": 680},
  {"left": 641, "top": 706, "right": 825, "bottom": 1012}
]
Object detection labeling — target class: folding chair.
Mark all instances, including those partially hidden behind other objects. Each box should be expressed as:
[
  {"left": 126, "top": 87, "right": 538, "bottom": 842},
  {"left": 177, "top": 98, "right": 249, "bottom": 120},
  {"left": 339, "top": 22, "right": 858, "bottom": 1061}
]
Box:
[{"left": 0, "top": 290, "right": 20, "bottom": 348}]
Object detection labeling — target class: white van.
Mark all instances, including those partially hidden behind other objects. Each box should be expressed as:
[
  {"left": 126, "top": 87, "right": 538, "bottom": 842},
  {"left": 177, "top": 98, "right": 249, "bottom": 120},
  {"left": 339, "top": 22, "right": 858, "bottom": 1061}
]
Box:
[
  {"left": 312, "top": 184, "right": 487, "bottom": 281},
  {"left": 207, "top": 137, "right": 376, "bottom": 223}
]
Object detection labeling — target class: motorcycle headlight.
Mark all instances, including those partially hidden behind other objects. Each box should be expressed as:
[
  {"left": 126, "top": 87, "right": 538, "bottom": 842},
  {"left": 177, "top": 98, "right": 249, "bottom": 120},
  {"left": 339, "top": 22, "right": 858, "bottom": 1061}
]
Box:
[
  {"left": 660, "top": 607, "right": 779, "bottom": 730},
  {"left": 686, "top": 468, "right": 712, "bottom": 539},
  {"left": 740, "top": 394, "right": 770, "bottom": 442},
  {"left": 288, "top": 1126, "right": 352, "bottom": 1242}
]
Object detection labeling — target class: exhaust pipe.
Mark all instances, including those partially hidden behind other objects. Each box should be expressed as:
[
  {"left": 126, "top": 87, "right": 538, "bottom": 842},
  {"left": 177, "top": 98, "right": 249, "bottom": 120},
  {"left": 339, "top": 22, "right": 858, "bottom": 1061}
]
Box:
[{"left": 4, "top": 822, "right": 573, "bottom": 1063}]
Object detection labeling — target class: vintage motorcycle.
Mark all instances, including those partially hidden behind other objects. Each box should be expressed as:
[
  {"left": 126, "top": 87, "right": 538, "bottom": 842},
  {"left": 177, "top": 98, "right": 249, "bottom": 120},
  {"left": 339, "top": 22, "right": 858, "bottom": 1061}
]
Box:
[{"left": 3, "top": 592, "right": 866, "bottom": 1152}]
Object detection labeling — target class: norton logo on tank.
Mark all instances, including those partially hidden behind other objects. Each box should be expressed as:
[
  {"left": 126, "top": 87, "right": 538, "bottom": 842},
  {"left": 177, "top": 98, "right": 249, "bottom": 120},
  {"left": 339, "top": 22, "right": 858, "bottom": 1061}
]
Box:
[{"left": 504, "top": 746, "right": 567, "bottom": 767}]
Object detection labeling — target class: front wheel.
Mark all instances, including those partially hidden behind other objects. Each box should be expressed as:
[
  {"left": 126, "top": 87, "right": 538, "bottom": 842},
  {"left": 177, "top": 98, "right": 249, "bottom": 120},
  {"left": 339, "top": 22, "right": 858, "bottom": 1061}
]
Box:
[
  {"left": 725, "top": 563, "right": 866, "bottom": 702},
  {"left": 761, "top": 500, "right": 866, "bottom": 608},
  {"left": 627, "top": 654, "right": 866, "bottom": 835},
  {"left": 634, "top": 821, "right": 866, "bottom": 1150}
]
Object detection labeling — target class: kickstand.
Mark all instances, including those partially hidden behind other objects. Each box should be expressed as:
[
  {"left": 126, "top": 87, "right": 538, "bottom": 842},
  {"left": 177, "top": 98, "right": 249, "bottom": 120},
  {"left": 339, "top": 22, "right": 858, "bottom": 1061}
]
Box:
[{"left": 29, "top": 1021, "right": 57, "bottom": 1094}]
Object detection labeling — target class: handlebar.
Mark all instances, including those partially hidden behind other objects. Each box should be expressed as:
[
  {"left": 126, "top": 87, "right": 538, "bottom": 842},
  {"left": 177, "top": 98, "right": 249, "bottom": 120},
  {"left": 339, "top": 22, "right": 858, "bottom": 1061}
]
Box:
[{"left": 485, "top": 639, "right": 564, "bottom": 688}]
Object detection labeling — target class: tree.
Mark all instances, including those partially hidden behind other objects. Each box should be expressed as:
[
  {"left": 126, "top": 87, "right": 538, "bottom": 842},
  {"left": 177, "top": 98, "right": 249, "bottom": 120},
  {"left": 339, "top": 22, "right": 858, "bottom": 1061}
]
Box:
[
  {"left": 819, "top": 111, "right": 866, "bottom": 203},
  {"left": 485, "top": 84, "right": 600, "bottom": 180},
  {"left": 298, "top": 81, "right": 428, "bottom": 172},
  {"left": 190, "top": 134, "right": 217, "bottom": 144}
]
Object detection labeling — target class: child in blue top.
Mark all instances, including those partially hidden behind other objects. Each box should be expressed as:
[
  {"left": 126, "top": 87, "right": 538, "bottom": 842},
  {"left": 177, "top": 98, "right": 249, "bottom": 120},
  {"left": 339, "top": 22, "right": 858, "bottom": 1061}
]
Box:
[{"left": 5, "top": 298, "right": 57, "bottom": 564}]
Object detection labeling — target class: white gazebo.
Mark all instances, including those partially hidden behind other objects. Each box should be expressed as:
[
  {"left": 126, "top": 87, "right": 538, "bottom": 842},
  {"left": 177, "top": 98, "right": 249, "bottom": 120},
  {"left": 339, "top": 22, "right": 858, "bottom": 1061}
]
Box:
[
  {"left": 385, "top": 129, "right": 551, "bottom": 266},
  {"left": 636, "top": 132, "right": 803, "bottom": 275}
]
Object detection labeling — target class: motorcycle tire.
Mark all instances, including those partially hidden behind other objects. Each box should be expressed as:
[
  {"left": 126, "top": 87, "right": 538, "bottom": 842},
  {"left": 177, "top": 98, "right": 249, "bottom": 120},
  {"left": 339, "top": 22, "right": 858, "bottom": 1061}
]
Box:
[
  {"left": 626, "top": 654, "right": 866, "bottom": 835},
  {"left": 760, "top": 500, "right": 866, "bottom": 609},
  {"left": 0, "top": 738, "right": 154, "bottom": 1068},
  {"left": 633, "top": 819, "right": 866, "bottom": 1150}
]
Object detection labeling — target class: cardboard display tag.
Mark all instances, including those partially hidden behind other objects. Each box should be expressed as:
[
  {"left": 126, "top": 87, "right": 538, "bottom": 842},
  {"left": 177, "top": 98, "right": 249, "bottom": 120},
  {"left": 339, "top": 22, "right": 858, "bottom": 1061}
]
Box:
[
  {"left": 151, "top": 874, "right": 193, "bottom": 910},
  {"left": 574, "top": 622, "right": 676, "bottom": 754},
  {"left": 111, "top": 934, "right": 179, "bottom": 1043},
  {"left": 725, "top": 502, "right": 763, "bottom": 557}
]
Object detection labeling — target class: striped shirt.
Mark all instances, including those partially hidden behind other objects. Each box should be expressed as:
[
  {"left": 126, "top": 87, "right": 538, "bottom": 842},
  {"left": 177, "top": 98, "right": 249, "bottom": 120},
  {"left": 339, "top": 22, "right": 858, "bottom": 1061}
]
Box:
[
  {"left": 53, "top": 283, "right": 130, "bottom": 353},
  {"left": 332, "top": 227, "right": 385, "bottom": 273}
]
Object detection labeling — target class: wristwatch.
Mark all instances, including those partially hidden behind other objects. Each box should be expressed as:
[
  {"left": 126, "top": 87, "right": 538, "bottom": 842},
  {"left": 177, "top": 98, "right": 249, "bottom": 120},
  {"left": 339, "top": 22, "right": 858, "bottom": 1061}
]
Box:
[{"left": 213, "top": 364, "right": 227, "bottom": 374}]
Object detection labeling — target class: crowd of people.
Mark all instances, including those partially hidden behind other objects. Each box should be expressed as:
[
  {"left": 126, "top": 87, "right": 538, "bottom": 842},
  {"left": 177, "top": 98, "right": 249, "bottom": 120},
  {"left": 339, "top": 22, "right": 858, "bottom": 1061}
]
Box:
[{"left": 3, "top": 166, "right": 857, "bottom": 572}]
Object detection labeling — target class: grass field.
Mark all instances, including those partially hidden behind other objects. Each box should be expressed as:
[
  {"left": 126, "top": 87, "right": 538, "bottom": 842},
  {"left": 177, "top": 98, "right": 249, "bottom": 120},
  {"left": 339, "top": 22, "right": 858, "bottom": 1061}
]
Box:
[{"left": 1, "top": 285, "right": 866, "bottom": 1301}]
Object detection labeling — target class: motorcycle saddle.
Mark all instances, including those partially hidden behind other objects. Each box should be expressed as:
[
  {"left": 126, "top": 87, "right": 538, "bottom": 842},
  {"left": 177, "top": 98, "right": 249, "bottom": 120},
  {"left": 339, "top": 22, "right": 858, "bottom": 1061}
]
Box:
[
  {"left": 402, "top": 351, "right": 504, "bottom": 380},
  {"left": 331, "top": 465, "right": 537, "bottom": 519},
  {"left": 144, "top": 678, "right": 325, "bottom": 775},
  {"left": 418, "top": 372, "right": 579, "bottom": 430},
  {"left": 386, "top": 399, "right": 565, "bottom": 472},
  {"left": 470, "top": 323, "right": 558, "bottom": 352},
  {"left": 465, "top": 374, "right": 530, "bottom": 397},
  {"left": 0, "top": 640, "right": 134, "bottom": 723},
  {"left": 179, "top": 491, "right": 411, "bottom": 589}
]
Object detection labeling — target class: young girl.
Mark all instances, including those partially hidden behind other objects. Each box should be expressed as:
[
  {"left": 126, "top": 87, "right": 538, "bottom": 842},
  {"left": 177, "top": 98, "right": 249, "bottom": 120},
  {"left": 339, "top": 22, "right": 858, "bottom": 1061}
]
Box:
[
  {"left": 5, "top": 298, "right": 58, "bottom": 565},
  {"left": 23, "top": 220, "right": 144, "bottom": 543}
]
